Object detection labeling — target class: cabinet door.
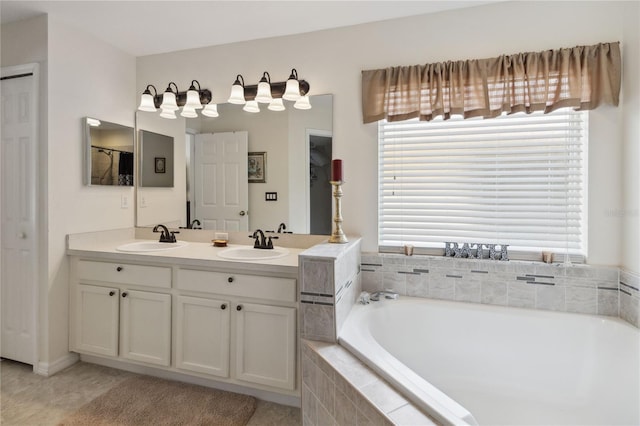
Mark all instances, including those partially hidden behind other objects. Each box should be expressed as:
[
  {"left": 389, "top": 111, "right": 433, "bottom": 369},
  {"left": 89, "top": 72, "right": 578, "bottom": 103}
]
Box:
[
  {"left": 176, "top": 296, "right": 230, "bottom": 377},
  {"left": 120, "top": 290, "right": 171, "bottom": 366},
  {"left": 75, "top": 284, "right": 119, "bottom": 357},
  {"left": 235, "top": 303, "right": 296, "bottom": 390}
]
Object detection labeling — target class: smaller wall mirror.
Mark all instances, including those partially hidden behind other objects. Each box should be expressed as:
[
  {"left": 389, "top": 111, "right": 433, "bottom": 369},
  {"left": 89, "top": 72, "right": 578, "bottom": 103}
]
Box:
[
  {"left": 84, "top": 117, "right": 134, "bottom": 186},
  {"left": 139, "top": 129, "right": 174, "bottom": 188}
]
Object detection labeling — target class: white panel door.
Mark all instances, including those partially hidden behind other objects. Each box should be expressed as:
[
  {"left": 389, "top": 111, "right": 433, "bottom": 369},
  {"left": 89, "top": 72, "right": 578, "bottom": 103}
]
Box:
[
  {"left": 1, "top": 67, "right": 38, "bottom": 365},
  {"left": 75, "top": 284, "right": 119, "bottom": 357},
  {"left": 235, "top": 303, "right": 296, "bottom": 390},
  {"left": 194, "top": 132, "right": 248, "bottom": 231},
  {"left": 176, "top": 295, "right": 230, "bottom": 377},
  {"left": 120, "top": 290, "right": 171, "bottom": 366}
]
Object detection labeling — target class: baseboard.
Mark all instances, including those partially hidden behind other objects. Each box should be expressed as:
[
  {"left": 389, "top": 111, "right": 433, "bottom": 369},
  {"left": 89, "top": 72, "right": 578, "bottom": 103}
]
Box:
[
  {"left": 80, "top": 354, "right": 301, "bottom": 407},
  {"left": 35, "top": 352, "right": 79, "bottom": 376}
]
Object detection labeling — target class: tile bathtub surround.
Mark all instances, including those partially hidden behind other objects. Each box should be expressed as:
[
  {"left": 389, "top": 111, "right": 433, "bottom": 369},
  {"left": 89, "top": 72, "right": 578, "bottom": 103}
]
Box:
[
  {"left": 361, "top": 252, "right": 640, "bottom": 328},
  {"left": 620, "top": 269, "right": 640, "bottom": 327},
  {"left": 301, "top": 339, "right": 437, "bottom": 426},
  {"left": 299, "top": 239, "right": 362, "bottom": 342}
]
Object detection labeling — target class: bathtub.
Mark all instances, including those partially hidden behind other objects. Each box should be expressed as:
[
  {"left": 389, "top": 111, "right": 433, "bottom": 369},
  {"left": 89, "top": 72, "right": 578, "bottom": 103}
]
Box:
[{"left": 338, "top": 297, "right": 640, "bottom": 426}]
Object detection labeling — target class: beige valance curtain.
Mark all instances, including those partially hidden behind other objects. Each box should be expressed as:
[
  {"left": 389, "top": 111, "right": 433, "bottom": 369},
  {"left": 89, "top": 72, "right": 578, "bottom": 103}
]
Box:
[{"left": 362, "top": 42, "right": 621, "bottom": 123}]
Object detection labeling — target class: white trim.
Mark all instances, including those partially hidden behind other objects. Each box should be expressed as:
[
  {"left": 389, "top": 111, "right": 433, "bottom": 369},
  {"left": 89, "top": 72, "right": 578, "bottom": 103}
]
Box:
[
  {"left": 35, "top": 353, "right": 79, "bottom": 377},
  {"left": 1, "top": 63, "right": 40, "bottom": 371}
]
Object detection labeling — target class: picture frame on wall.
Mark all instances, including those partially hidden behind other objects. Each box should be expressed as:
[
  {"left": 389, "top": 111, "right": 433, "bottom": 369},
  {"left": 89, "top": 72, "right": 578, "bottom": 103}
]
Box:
[
  {"left": 248, "top": 152, "right": 266, "bottom": 183},
  {"left": 154, "top": 157, "right": 166, "bottom": 174}
]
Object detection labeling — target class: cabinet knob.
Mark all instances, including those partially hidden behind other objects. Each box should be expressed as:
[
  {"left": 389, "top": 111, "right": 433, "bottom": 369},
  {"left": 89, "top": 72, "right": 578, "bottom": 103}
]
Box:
[
  {"left": 122, "top": 292, "right": 128, "bottom": 298},
  {"left": 228, "top": 277, "right": 234, "bottom": 283},
  {"left": 221, "top": 304, "right": 227, "bottom": 310},
  {"left": 109, "top": 291, "right": 115, "bottom": 296},
  {"left": 116, "top": 266, "right": 123, "bottom": 272},
  {"left": 236, "top": 305, "right": 242, "bottom": 311}
]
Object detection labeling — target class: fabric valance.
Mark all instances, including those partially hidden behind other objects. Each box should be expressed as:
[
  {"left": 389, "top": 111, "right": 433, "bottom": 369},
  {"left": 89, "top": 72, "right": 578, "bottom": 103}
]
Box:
[{"left": 361, "top": 42, "right": 621, "bottom": 123}]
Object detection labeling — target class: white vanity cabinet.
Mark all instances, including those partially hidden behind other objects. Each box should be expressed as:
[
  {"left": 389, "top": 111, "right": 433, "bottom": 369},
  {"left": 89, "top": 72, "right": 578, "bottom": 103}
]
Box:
[
  {"left": 70, "top": 259, "right": 172, "bottom": 367},
  {"left": 176, "top": 268, "right": 297, "bottom": 390},
  {"left": 175, "top": 295, "right": 231, "bottom": 378}
]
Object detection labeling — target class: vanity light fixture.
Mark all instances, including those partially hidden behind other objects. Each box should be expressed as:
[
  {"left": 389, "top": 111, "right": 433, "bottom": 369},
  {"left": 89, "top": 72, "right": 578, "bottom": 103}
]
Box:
[
  {"left": 86, "top": 117, "right": 102, "bottom": 127},
  {"left": 137, "top": 80, "right": 213, "bottom": 119},
  {"left": 255, "top": 72, "right": 273, "bottom": 103},
  {"left": 228, "top": 75, "right": 246, "bottom": 104},
  {"left": 228, "top": 68, "right": 311, "bottom": 111},
  {"left": 283, "top": 69, "right": 301, "bottom": 101}
]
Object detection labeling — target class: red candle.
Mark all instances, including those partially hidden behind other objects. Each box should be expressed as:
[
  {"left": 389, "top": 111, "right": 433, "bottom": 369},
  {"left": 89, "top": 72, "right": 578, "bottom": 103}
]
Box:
[{"left": 331, "top": 159, "right": 343, "bottom": 182}]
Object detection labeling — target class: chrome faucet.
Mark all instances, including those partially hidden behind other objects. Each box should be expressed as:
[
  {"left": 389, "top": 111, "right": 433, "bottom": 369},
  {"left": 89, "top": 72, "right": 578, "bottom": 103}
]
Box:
[
  {"left": 153, "top": 224, "right": 179, "bottom": 243},
  {"left": 370, "top": 290, "right": 399, "bottom": 301}
]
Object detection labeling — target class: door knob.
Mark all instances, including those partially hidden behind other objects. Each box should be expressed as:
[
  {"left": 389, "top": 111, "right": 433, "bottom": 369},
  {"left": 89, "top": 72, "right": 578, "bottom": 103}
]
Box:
[
  {"left": 18, "top": 232, "right": 27, "bottom": 239},
  {"left": 239, "top": 210, "right": 246, "bottom": 216},
  {"left": 221, "top": 304, "right": 227, "bottom": 310}
]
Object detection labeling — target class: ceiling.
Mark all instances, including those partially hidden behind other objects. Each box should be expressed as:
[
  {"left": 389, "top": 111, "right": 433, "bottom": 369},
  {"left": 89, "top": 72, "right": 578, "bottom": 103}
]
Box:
[{"left": 1, "top": 1, "right": 497, "bottom": 57}]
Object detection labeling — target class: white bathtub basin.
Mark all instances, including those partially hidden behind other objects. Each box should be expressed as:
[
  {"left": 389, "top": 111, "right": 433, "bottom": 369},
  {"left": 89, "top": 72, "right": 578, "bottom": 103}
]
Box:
[
  {"left": 217, "top": 246, "right": 289, "bottom": 261},
  {"left": 116, "top": 241, "right": 188, "bottom": 252}
]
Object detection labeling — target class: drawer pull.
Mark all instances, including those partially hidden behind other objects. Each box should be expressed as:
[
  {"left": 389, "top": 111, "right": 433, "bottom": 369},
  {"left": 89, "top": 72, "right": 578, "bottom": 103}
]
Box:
[
  {"left": 221, "top": 303, "right": 227, "bottom": 310},
  {"left": 228, "top": 277, "right": 234, "bottom": 283},
  {"left": 116, "top": 266, "right": 123, "bottom": 272},
  {"left": 109, "top": 291, "right": 115, "bottom": 296},
  {"left": 236, "top": 305, "right": 242, "bottom": 311},
  {"left": 122, "top": 292, "right": 128, "bottom": 298}
]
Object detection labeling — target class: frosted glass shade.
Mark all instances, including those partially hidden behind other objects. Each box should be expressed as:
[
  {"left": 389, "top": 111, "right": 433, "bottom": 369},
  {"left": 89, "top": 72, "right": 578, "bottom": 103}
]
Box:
[
  {"left": 138, "top": 93, "right": 157, "bottom": 112},
  {"left": 185, "top": 89, "right": 203, "bottom": 109},
  {"left": 161, "top": 91, "right": 179, "bottom": 111},
  {"left": 180, "top": 107, "right": 198, "bottom": 118},
  {"left": 294, "top": 95, "right": 312, "bottom": 110},
  {"left": 228, "top": 84, "right": 246, "bottom": 104},
  {"left": 159, "top": 108, "right": 177, "bottom": 119},
  {"left": 255, "top": 81, "right": 273, "bottom": 103},
  {"left": 283, "top": 79, "right": 300, "bottom": 101},
  {"left": 201, "top": 103, "right": 219, "bottom": 117},
  {"left": 243, "top": 100, "right": 260, "bottom": 113},
  {"left": 268, "top": 98, "right": 285, "bottom": 111}
]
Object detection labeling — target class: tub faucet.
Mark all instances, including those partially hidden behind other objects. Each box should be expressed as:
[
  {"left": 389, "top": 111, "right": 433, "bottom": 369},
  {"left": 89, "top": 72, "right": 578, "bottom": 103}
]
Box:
[{"left": 370, "top": 290, "right": 399, "bottom": 301}]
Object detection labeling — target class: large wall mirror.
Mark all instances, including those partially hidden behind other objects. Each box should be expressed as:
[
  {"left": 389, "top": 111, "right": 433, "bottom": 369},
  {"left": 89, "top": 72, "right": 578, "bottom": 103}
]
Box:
[
  {"left": 84, "top": 117, "right": 134, "bottom": 186},
  {"left": 135, "top": 94, "right": 333, "bottom": 234}
]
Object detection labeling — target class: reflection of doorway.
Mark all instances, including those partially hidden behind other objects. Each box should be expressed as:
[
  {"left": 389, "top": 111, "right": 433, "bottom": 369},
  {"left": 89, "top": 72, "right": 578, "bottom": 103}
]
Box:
[{"left": 308, "top": 134, "right": 332, "bottom": 235}]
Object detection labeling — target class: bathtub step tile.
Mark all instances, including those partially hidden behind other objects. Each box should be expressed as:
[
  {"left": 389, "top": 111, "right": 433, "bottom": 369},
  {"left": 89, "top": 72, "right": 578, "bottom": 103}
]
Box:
[
  {"left": 316, "top": 398, "right": 337, "bottom": 426},
  {"left": 406, "top": 273, "right": 429, "bottom": 298},
  {"left": 507, "top": 282, "right": 536, "bottom": 309},
  {"left": 455, "top": 279, "right": 482, "bottom": 303},
  {"left": 387, "top": 403, "right": 438, "bottom": 426},
  {"left": 620, "top": 290, "right": 640, "bottom": 328},
  {"left": 334, "top": 387, "right": 358, "bottom": 426},
  {"left": 359, "top": 378, "right": 408, "bottom": 416},
  {"left": 597, "top": 287, "right": 620, "bottom": 317},
  {"left": 302, "top": 383, "right": 318, "bottom": 426}
]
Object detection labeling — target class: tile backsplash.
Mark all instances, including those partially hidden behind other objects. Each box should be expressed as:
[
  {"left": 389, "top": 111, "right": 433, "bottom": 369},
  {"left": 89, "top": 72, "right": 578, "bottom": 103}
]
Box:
[{"left": 361, "top": 252, "right": 640, "bottom": 328}]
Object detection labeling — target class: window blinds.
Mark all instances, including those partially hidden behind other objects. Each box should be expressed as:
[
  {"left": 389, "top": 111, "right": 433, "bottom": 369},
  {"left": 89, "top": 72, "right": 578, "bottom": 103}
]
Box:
[{"left": 378, "top": 110, "right": 588, "bottom": 256}]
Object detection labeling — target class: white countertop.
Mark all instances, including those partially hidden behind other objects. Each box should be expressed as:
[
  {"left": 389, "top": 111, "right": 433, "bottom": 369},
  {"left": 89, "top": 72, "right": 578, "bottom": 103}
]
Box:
[{"left": 67, "top": 231, "right": 303, "bottom": 276}]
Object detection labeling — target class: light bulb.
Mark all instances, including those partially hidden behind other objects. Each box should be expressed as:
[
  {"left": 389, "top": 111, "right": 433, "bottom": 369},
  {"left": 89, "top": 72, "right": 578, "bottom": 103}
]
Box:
[
  {"left": 184, "top": 88, "right": 203, "bottom": 109},
  {"left": 180, "top": 107, "right": 198, "bottom": 118},
  {"left": 283, "top": 78, "right": 300, "bottom": 101},
  {"left": 294, "top": 95, "right": 312, "bottom": 110},
  {"left": 268, "top": 98, "right": 285, "bottom": 111},
  {"left": 160, "top": 91, "right": 178, "bottom": 111},
  {"left": 243, "top": 100, "right": 260, "bottom": 113},
  {"left": 159, "top": 108, "right": 177, "bottom": 119},
  {"left": 201, "top": 103, "right": 219, "bottom": 118},
  {"left": 138, "top": 92, "right": 157, "bottom": 112}
]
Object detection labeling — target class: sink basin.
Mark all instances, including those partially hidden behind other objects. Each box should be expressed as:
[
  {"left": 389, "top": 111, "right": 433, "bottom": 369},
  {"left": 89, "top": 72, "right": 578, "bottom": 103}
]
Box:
[
  {"left": 116, "top": 241, "right": 188, "bottom": 252},
  {"left": 217, "top": 246, "right": 289, "bottom": 261}
]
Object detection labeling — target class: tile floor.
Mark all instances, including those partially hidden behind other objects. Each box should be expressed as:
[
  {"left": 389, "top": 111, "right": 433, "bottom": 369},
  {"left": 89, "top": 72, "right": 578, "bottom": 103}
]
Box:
[{"left": 1, "top": 359, "right": 301, "bottom": 425}]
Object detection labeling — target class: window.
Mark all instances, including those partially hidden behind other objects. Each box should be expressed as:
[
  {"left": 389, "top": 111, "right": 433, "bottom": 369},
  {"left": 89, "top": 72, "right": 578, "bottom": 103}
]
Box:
[{"left": 378, "top": 109, "right": 588, "bottom": 260}]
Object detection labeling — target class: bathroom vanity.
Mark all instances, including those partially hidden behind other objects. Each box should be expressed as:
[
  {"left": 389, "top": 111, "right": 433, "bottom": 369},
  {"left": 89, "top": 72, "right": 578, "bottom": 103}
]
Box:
[{"left": 66, "top": 228, "right": 312, "bottom": 403}]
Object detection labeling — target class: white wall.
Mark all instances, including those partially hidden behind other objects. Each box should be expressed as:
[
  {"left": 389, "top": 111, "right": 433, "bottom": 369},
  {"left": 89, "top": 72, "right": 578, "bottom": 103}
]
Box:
[
  {"left": 46, "top": 16, "right": 136, "bottom": 363},
  {"left": 138, "top": 1, "right": 637, "bottom": 268},
  {"left": 621, "top": 2, "right": 640, "bottom": 272}
]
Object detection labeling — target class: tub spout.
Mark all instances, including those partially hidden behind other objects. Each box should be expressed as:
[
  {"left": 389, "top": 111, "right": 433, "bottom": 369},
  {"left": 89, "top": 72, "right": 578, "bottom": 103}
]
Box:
[{"left": 370, "top": 290, "right": 399, "bottom": 301}]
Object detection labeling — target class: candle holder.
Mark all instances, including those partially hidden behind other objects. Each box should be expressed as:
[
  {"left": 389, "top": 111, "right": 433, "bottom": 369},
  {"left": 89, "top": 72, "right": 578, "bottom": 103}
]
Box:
[{"left": 329, "top": 180, "right": 348, "bottom": 244}]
